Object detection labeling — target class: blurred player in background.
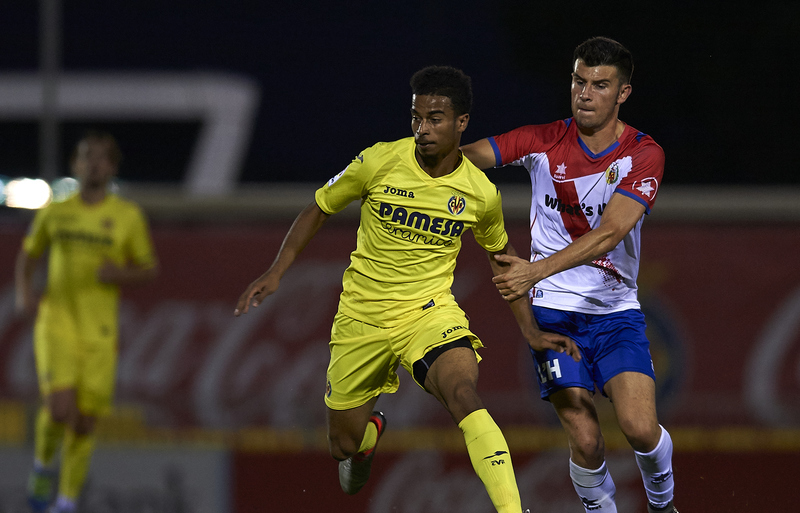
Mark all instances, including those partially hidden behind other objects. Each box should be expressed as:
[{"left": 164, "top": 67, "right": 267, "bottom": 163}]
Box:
[
  {"left": 15, "top": 131, "right": 158, "bottom": 513},
  {"left": 235, "top": 66, "right": 579, "bottom": 513},
  {"left": 462, "top": 37, "right": 677, "bottom": 513}
]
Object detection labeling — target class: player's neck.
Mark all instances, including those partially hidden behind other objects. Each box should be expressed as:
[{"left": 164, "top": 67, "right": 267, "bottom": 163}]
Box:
[
  {"left": 416, "top": 149, "right": 462, "bottom": 178},
  {"left": 577, "top": 119, "right": 625, "bottom": 155},
  {"left": 79, "top": 185, "right": 108, "bottom": 205}
]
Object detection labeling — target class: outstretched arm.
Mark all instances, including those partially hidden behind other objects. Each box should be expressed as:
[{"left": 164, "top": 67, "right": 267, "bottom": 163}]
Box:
[
  {"left": 488, "top": 243, "right": 581, "bottom": 361},
  {"left": 460, "top": 138, "right": 497, "bottom": 170},
  {"left": 494, "top": 193, "right": 646, "bottom": 301},
  {"left": 234, "top": 201, "right": 330, "bottom": 316}
]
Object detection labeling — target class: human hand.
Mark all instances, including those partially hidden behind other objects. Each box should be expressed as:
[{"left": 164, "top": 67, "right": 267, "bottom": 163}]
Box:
[
  {"left": 527, "top": 329, "right": 582, "bottom": 362},
  {"left": 491, "top": 253, "right": 537, "bottom": 302},
  {"left": 234, "top": 272, "right": 280, "bottom": 316},
  {"left": 14, "top": 289, "right": 38, "bottom": 319},
  {"left": 97, "top": 259, "right": 124, "bottom": 284}
]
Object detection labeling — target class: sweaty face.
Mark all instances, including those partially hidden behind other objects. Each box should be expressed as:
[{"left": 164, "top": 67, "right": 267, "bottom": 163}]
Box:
[
  {"left": 411, "top": 94, "right": 468, "bottom": 162},
  {"left": 71, "top": 138, "right": 118, "bottom": 188},
  {"left": 570, "top": 60, "right": 630, "bottom": 131}
]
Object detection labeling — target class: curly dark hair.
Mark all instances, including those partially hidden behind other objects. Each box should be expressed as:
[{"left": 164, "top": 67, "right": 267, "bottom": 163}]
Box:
[{"left": 409, "top": 65, "right": 473, "bottom": 116}]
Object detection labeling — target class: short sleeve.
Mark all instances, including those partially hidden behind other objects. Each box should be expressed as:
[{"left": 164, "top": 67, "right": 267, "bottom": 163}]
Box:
[
  {"left": 315, "top": 147, "right": 379, "bottom": 215},
  {"left": 615, "top": 140, "right": 665, "bottom": 214},
  {"left": 126, "top": 206, "right": 158, "bottom": 269},
  {"left": 22, "top": 207, "right": 51, "bottom": 258},
  {"left": 472, "top": 186, "right": 509, "bottom": 253}
]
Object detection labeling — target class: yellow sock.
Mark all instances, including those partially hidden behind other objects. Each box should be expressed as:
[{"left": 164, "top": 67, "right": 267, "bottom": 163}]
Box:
[
  {"left": 34, "top": 406, "right": 65, "bottom": 467},
  {"left": 357, "top": 421, "right": 378, "bottom": 453},
  {"left": 459, "top": 409, "right": 521, "bottom": 513},
  {"left": 58, "top": 429, "right": 96, "bottom": 500}
]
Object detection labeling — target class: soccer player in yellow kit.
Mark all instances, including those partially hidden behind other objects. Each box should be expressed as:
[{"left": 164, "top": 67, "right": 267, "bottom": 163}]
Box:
[
  {"left": 235, "top": 66, "right": 580, "bottom": 513},
  {"left": 15, "top": 131, "right": 158, "bottom": 513}
]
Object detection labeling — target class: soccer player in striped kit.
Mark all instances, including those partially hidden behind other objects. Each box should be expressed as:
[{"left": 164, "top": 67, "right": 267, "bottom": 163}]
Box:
[{"left": 463, "top": 37, "right": 677, "bottom": 513}]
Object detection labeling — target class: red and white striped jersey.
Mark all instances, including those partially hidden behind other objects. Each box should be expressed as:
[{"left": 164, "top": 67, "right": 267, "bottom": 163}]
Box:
[{"left": 489, "top": 118, "right": 665, "bottom": 314}]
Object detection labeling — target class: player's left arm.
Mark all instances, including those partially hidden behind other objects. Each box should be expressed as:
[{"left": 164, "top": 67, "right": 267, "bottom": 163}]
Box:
[
  {"left": 488, "top": 243, "right": 581, "bottom": 361},
  {"left": 98, "top": 208, "right": 159, "bottom": 286},
  {"left": 97, "top": 260, "right": 158, "bottom": 286},
  {"left": 493, "top": 193, "right": 645, "bottom": 301}
]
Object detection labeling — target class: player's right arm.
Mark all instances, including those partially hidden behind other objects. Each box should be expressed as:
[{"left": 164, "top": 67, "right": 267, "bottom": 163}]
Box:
[
  {"left": 15, "top": 207, "right": 50, "bottom": 318},
  {"left": 460, "top": 139, "right": 497, "bottom": 170},
  {"left": 488, "top": 243, "right": 581, "bottom": 362},
  {"left": 14, "top": 249, "right": 40, "bottom": 318},
  {"left": 234, "top": 201, "right": 330, "bottom": 316}
]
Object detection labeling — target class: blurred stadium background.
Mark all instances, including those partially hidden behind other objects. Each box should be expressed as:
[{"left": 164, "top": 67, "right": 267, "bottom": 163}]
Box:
[{"left": 0, "top": 2, "right": 798, "bottom": 512}]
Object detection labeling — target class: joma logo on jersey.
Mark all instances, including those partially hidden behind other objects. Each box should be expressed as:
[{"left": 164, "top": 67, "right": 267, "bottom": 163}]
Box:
[
  {"left": 441, "top": 325, "right": 466, "bottom": 338},
  {"left": 447, "top": 195, "right": 466, "bottom": 215},
  {"left": 379, "top": 203, "right": 465, "bottom": 237},
  {"left": 383, "top": 185, "right": 415, "bottom": 198}
]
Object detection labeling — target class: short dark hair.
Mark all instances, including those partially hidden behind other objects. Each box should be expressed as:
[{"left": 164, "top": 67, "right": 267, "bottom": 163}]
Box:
[
  {"left": 573, "top": 37, "right": 634, "bottom": 84},
  {"left": 410, "top": 65, "right": 473, "bottom": 116},
  {"left": 72, "top": 130, "right": 123, "bottom": 167}
]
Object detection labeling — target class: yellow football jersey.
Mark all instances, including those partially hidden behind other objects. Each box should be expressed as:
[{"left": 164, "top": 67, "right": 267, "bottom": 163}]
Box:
[
  {"left": 315, "top": 137, "right": 508, "bottom": 327},
  {"left": 24, "top": 193, "right": 157, "bottom": 341}
]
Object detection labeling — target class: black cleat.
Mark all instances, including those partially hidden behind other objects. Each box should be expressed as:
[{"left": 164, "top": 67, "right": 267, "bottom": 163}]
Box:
[{"left": 338, "top": 411, "right": 387, "bottom": 495}]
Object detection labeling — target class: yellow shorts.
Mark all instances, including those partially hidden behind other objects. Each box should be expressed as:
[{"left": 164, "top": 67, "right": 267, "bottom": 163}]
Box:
[
  {"left": 324, "top": 302, "right": 483, "bottom": 410},
  {"left": 33, "top": 303, "right": 117, "bottom": 416}
]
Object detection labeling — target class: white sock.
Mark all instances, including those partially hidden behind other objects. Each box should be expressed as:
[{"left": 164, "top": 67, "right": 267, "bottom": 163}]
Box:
[
  {"left": 634, "top": 425, "right": 675, "bottom": 508},
  {"left": 569, "top": 459, "right": 617, "bottom": 512},
  {"left": 54, "top": 495, "right": 77, "bottom": 513}
]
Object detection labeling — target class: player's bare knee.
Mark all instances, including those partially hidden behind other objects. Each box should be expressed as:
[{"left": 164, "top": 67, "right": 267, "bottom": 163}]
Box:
[
  {"left": 619, "top": 420, "right": 661, "bottom": 452},
  {"left": 73, "top": 415, "right": 97, "bottom": 436},
  {"left": 48, "top": 407, "right": 70, "bottom": 424},
  {"left": 47, "top": 400, "right": 74, "bottom": 424},
  {"left": 570, "top": 432, "right": 605, "bottom": 463}
]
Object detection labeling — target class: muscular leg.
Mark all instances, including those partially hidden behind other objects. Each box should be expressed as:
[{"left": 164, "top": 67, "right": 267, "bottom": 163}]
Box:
[
  {"left": 424, "top": 346, "right": 521, "bottom": 513},
  {"left": 326, "top": 395, "right": 380, "bottom": 461},
  {"left": 424, "top": 346, "right": 483, "bottom": 424},
  {"left": 43, "top": 389, "right": 98, "bottom": 511},
  {"left": 550, "top": 387, "right": 617, "bottom": 513},
  {"left": 33, "top": 389, "right": 75, "bottom": 467},
  {"left": 605, "top": 372, "right": 675, "bottom": 508},
  {"left": 549, "top": 387, "right": 604, "bottom": 468},
  {"left": 604, "top": 372, "right": 661, "bottom": 452}
]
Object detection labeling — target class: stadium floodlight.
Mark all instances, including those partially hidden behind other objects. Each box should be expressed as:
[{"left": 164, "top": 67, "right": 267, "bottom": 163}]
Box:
[
  {"left": 51, "top": 176, "right": 79, "bottom": 202},
  {"left": 0, "top": 175, "right": 7, "bottom": 204},
  {"left": 4, "top": 178, "right": 53, "bottom": 209}
]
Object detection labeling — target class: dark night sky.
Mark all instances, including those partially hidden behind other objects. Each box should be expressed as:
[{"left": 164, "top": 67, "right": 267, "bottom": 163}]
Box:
[{"left": 0, "top": 1, "right": 797, "bottom": 186}]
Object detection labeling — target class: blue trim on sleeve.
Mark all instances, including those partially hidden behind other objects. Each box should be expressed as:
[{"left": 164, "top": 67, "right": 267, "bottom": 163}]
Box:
[
  {"left": 488, "top": 137, "right": 502, "bottom": 167},
  {"left": 615, "top": 189, "right": 651, "bottom": 215}
]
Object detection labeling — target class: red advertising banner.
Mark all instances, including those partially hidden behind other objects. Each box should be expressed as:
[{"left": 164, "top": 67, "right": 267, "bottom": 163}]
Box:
[
  {"left": 233, "top": 449, "right": 796, "bottom": 513},
  {"left": 1, "top": 221, "right": 799, "bottom": 430},
  {"left": 2, "top": 219, "right": 799, "bottom": 512}
]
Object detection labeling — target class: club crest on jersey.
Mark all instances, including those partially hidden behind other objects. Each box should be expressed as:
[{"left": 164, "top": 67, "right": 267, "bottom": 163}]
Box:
[
  {"left": 633, "top": 177, "right": 659, "bottom": 199},
  {"left": 605, "top": 162, "right": 620, "bottom": 184},
  {"left": 447, "top": 195, "right": 466, "bottom": 216}
]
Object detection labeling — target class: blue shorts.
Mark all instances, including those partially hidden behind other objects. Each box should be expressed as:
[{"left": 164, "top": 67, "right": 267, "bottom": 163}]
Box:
[{"left": 530, "top": 306, "right": 655, "bottom": 400}]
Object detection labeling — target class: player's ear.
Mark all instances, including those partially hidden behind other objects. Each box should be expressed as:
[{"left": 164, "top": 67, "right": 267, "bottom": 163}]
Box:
[
  {"left": 617, "top": 83, "right": 632, "bottom": 105},
  {"left": 456, "top": 113, "right": 470, "bottom": 133}
]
